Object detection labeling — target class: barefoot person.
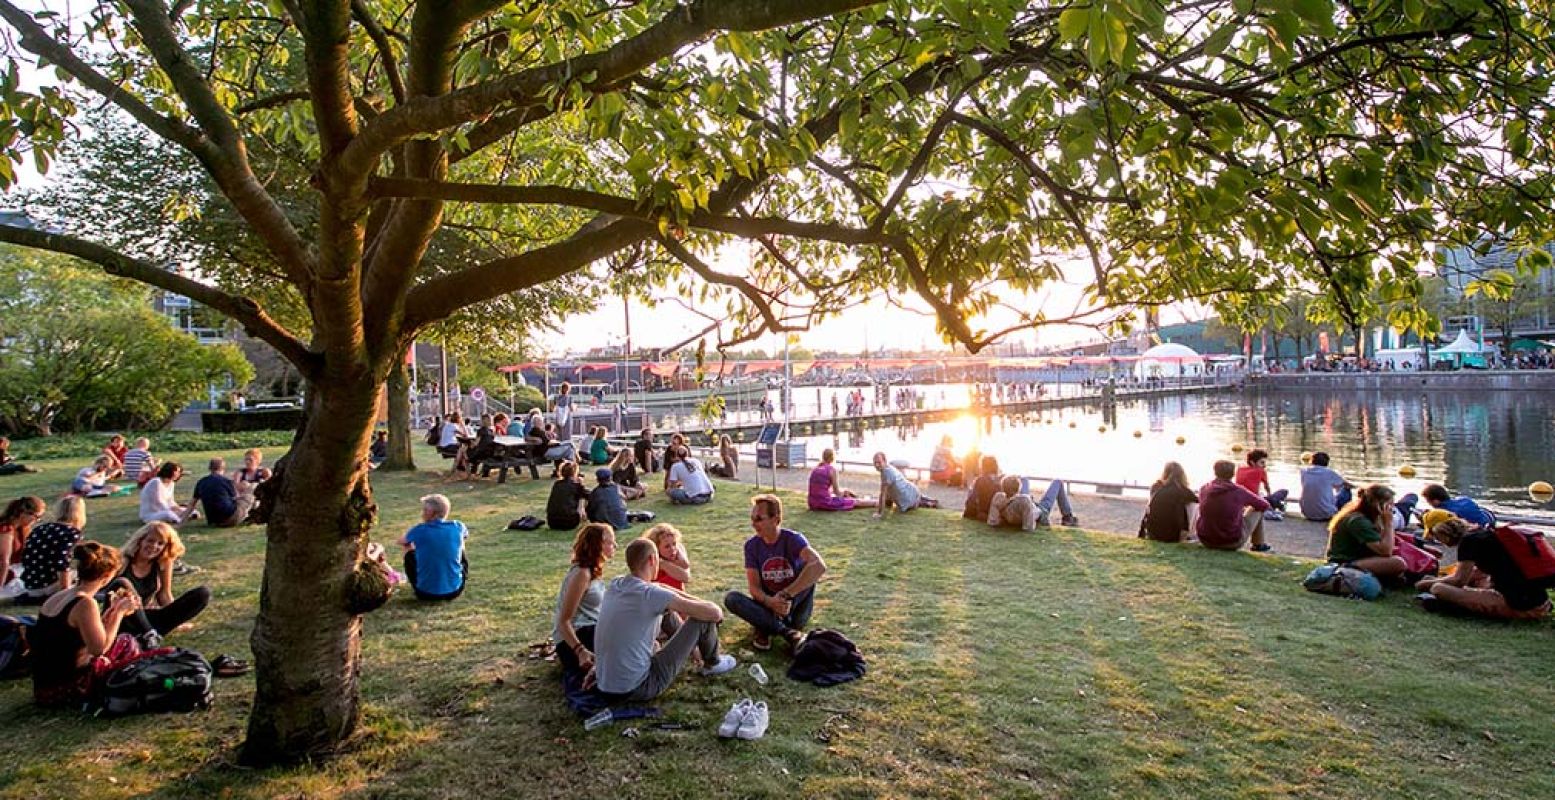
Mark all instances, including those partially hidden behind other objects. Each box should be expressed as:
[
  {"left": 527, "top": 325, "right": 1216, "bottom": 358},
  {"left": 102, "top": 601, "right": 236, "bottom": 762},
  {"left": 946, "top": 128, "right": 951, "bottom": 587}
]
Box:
[
  {"left": 725, "top": 494, "right": 827, "bottom": 651},
  {"left": 808, "top": 448, "right": 876, "bottom": 512},
  {"left": 1416, "top": 517, "right": 1552, "bottom": 620},
  {"left": 591, "top": 539, "right": 737, "bottom": 701}
]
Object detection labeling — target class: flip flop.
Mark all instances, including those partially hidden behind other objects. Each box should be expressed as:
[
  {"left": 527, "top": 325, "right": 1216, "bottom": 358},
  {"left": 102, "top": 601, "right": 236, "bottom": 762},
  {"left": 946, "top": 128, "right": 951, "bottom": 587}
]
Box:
[{"left": 212, "top": 654, "right": 251, "bottom": 678}]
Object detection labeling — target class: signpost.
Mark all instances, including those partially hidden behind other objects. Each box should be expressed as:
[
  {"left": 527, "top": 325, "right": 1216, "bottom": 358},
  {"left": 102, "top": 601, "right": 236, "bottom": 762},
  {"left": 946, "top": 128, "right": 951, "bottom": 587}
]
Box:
[{"left": 755, "top": 423, "right": 782, "bottom": 491}]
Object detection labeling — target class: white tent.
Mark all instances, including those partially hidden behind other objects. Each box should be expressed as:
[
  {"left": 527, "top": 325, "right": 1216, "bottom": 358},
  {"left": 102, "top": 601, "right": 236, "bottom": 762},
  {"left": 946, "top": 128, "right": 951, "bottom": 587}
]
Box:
[
  {"left": 1134, "top": 343, "right": 1205, "bottom": 378},
  {"left": 1434, "top": 328, "right": 1492, "bottom": 354}
]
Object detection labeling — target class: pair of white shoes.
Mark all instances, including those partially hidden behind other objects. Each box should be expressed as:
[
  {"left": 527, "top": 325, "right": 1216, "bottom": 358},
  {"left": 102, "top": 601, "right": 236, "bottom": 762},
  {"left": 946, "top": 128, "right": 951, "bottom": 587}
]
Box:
[{"left": 717, "top": 698, "right": 769, "bottom": 740}]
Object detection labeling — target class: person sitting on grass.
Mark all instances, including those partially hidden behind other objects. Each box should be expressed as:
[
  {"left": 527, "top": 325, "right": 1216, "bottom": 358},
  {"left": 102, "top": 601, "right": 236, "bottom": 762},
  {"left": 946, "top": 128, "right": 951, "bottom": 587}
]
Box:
[
  {"left": 17, "top": 497, "right": 88, "bottom": 603},
  {"left": 590, "top": 538, "right": 737, "bottom": 701},
  {"left": 108, "top": 521, "right": 211, "bottom": 640},
  {"left": 31, "top": 541, "right": 143, "bottom": 708},
  {"left": 1235, "top": 449, "right": 1289, "bottom": 520},
  {"left": 369, "top": 430, "right": 389, "bottom": 465},
  {"left": 0, "top": 437, "right": 40, "bottom": 475},
  {"left": 101, "top": 434, "right": 128, "bottom": 480},
  {"left": 546, "top": 461, "right": 589, "bottom": 531},
  {"left": 1142, "top": 462, "right": 1198, "bottom": 543},
  {"left": 928, "top": 435, "right": 964, "bottom": 487},
  {"left": 1, "top": 495, "right": 46, "bottom": 591},
  {"left": 962, "top": 455, "right": 1002, "bottom": 521},
  {"left": 808, "top": 448, "right": 876, "bottom": 512},
  {"left": 1196, "top": 460, "right": 1272, "bottom": 552},
  {"left": 587, "top": 426, "right": 614, "bottom": 466},
  {"left": 986, "top": 475, "right": 1038, "bottom": 531},
  {"left": 587, "top": 468, "right": 631, "bottom": 532},
  {"left": 553, "top": 523, "right": 616, "bottom": 674},
  {"left": 707, "top": 434, "right": 739, "bottom": 479},
  {"left": 1324, "top": 484, "right": 1408, "bottom": 580},
  {"left": 397, "top": 493, "right": 468, "bottom": 601},
  {"left": 666, "top": 445, "right": 715, "bottom": 505},
  {"left": 121, "top": 437, "right": 157, "bottom": 487},
  {"left": 725, "top": 494, "right": 826, "bottom": 652},
  {"left": 1299, "top": 452, "right": 1352, "bottom": 522},
  {"left": 191, "top": 458, "right": 253, "bottom": 528},
  {"left": 139, "top": 462, "right": 194, "bottom": 525},
  {"left": 646, "top": 523, "right": 692, "bottom": 592},
  {"left": 70, "top": 456, "right": 119, "bottom": 498},
  {"left": 607, "top": 448, "right": 646, "bottom": 501},
  {"left": 1415, "top": 517, "right": 1552, "bottom": 620},
  {"left": 634, "top": 428, "right": 661, "bottom": 474}
]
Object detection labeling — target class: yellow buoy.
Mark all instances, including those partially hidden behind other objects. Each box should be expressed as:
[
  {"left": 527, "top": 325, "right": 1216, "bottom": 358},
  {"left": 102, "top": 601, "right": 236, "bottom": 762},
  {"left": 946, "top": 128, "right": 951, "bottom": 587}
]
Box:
[
  {"left": 1068, "top": 422, "right": 1076, "bottom": 428},
  {"left": 1531, "top": 481, "right": 1555, "bottom": 501},
  {"left": 1231, "top": 443, "right": 1244, "bottom": 453},
  {"left": 1175, "top": 436, "right": 1186, "bottom": 445},
  {"left": 1098, "top": 425, "right": 1107, "bottom": 433},
  {"left": 1300, "top": 451, "right": 1313, "bottom": 465},
  {"left": 1133, "top": 430, "right": 1143, "bottom": 438},
  {"left": 1398, "top": 465, "right": 1417, "bottom": 478}
]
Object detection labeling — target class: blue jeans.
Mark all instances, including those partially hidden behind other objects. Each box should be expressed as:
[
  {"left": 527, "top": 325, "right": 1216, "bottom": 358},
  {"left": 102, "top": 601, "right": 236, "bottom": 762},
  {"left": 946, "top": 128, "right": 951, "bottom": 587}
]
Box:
[
  {"left": 1335, "top": 486, "right": 1353, "bottom": 511},
  {"left": 1033, "top": 480, "right": 1074, "bottom": 521},
  {"left": 724, "top": 587, "right": 815, "bottom": 636},
  {"left": 1266, "top": 489, "right": 1290, "bottom": 511},
  {"left": 667, "top": 489, "right": 712, "bottom": 505}
]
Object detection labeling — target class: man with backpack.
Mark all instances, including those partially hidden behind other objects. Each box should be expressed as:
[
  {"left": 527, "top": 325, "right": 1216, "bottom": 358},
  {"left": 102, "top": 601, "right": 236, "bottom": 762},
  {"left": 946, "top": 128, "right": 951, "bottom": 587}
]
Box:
[{"left": 1416, "top": 517, "right": 1553, "bottom": 619}]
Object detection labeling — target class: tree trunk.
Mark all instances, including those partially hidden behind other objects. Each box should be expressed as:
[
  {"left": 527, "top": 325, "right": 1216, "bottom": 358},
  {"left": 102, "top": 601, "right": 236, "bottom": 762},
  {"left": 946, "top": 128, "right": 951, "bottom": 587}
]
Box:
[
  {"left": 382, "top": 354, "right": 417, "bottom": 471},
  {"left": 241, "top": 375, "right": 384, "bottom": 765}
]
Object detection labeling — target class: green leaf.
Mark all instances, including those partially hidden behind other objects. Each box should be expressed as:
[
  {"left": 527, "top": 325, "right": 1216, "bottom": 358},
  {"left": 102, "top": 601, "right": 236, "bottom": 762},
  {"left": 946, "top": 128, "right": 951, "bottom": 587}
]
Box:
[
  {"left": 1202, "top": 23, "right": 1237, "bottom": 57},
  {"left": 1058, "top": 8, "right": 1090, "bottom": 43}
]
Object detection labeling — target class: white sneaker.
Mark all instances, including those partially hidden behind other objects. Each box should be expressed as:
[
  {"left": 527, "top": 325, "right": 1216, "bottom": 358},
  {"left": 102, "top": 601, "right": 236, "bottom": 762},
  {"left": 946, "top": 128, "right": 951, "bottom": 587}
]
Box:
[
  {"left": 1263, "top": 510, "right": 1284, "bottom": 521},
  {"left": 718, "top": 698, "right": 753, "bottom": 738},
  {"left": 701, "top": 653, "right": 738, "bottom": 676},
  {"left": 736, "top": 701, "right": 769, "bottom": 740}
]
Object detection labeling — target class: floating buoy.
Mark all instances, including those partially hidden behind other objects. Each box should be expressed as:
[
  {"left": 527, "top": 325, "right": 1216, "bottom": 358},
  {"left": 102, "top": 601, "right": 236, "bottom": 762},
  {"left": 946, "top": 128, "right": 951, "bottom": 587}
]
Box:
[
  {"left": 1300, "top": 451, "right": 1313, "bottom": 465},
  {"left": 1398, "top": 465, "right": 1417, "bottom": 478},
  {"left": 1068, "top": 422, "right": 1076, "bottom": 428},
  {"left": 1175, "top": 436, "right": 1186, "bottom": 445},
  {"left": 1531, "top": 481, "right": 1554, "bottom": 501},
  {"left": 1230, "top": 443, "right": 1244, "bottom": 453},
  {"left": 1098, "top": 425, "right": 1107, "bottom": 433},
  {"left": 1133, "top": 430, "right": 1143, "bottom": 438}
]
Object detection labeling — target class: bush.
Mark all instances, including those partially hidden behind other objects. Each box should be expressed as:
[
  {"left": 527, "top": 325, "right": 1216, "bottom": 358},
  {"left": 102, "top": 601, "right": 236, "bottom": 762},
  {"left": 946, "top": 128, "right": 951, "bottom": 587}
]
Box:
[
  {"left": 201, "top": 408, "right": 304, "bottom": 433},
  {"left": 8, "top": 430, "right": 297, "bottom": 461}
]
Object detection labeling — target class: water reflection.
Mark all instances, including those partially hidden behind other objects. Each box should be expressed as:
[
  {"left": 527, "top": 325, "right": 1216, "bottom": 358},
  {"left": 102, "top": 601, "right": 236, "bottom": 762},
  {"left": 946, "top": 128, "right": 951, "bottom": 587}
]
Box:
[{"left": 789, "top": 390, "right": 1555, "bottom": 515}]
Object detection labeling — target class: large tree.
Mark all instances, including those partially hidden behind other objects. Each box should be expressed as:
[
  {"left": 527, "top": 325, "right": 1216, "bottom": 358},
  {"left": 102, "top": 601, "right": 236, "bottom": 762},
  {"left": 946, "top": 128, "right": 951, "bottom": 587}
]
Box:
[{"left": 3, "top": 0, "right": 1553, "bottom": 765}]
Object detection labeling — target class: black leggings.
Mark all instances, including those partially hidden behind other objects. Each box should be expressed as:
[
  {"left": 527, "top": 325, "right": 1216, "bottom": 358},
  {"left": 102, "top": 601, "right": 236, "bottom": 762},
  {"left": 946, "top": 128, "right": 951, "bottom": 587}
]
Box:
[{"left": 119, "top": 586, "right": 212, "bottom": 636}]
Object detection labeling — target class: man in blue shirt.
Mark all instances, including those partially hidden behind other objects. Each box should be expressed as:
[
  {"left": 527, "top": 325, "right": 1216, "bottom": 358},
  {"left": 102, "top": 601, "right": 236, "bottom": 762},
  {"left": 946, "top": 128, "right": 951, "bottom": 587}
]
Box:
[
  {"left": 1298, "top": 452, "right": 1352, "bottom": 522},
  {"left": 586, "top": 468, "right": 631, "bottom": 531},
  {"left": 1411, "top": 484, "right": 1495, "bottom": 528},
  {"left": 397, "top": 493, "right": 468, "bottom": 601},
  {"left": 192, "top": 458, "right": 252, "bottom": 527}
]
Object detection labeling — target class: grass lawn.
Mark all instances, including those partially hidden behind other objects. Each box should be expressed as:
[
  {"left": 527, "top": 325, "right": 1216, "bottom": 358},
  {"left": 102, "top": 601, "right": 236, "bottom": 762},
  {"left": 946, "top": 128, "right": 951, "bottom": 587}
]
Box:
[{"left": 3, "top": 443, "right": 1555, "bottom": 799}]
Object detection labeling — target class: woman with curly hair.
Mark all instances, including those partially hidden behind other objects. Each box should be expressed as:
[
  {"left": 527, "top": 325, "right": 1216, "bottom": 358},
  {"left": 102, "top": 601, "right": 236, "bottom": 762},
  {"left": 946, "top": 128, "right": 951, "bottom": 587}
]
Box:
[
  {"left": 109, "top": 522, "right": 211, "bottom": 638},
  {"left": 552, "top": 522, "right": 617, "bottom": 673}
]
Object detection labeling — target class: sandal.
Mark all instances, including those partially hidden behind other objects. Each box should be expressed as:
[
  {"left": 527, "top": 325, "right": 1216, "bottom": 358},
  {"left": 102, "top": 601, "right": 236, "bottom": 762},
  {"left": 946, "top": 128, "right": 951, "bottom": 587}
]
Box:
[{"left": 212, "top": 654, "right": 251, "bottom": 678}]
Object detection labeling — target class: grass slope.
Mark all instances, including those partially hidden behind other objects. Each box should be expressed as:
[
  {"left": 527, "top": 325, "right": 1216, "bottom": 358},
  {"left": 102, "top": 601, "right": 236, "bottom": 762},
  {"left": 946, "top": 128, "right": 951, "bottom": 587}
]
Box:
[{"left": 2, "top": 444, "right": 1553, "bottom": 799}]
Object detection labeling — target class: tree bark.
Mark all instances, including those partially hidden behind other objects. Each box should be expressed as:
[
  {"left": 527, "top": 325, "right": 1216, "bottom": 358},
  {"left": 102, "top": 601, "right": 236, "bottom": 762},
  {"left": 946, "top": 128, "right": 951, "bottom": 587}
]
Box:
[
  {"left": 382, "top": 354, "right": 417, "bottom": 471},
  {"left": 241, "top": 375, "right": 383, "bottom": 765}
]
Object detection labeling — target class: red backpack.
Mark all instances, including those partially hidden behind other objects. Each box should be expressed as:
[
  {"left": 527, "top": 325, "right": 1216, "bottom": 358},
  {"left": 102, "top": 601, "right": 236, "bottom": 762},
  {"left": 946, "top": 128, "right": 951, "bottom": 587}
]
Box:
[{"left": 1492, "top": 526, "right": 1555, "bottom": 585}]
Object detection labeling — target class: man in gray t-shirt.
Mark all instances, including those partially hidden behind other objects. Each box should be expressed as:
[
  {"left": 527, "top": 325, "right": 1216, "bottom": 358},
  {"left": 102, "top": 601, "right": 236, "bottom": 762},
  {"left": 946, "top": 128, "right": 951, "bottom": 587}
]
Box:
[
  {"left": 1298, "top": 452, "right": 1352, "bottom": 521},
  {"left": 592, "top": 539, "right": 737, "bottom": 700}
]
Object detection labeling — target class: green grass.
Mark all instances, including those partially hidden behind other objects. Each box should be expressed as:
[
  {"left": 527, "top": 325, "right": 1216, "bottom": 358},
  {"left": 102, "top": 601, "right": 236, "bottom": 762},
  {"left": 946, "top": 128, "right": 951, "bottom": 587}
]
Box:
[
  {"left": 3, "top": 444, "right": 1555, "bottom": 799},
  {"left": 7, "top": 430, "right": 298, "bottom": 461}
]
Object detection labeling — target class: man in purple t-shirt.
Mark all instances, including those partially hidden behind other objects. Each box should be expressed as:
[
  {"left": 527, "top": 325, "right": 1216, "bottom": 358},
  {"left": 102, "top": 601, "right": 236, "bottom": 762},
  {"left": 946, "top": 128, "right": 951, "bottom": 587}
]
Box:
[
  {"left": 1196, "top": 460, "right": 1273, "bottom": 552},
  {"left": 724, "top": 494, "right": 828, "bottom": 652}
]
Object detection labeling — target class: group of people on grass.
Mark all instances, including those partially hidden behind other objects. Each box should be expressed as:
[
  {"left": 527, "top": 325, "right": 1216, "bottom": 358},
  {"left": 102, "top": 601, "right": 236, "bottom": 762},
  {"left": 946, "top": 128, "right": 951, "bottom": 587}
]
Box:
[{"left": 1138, "top": 448, "right": 1547, "bottom": 620}]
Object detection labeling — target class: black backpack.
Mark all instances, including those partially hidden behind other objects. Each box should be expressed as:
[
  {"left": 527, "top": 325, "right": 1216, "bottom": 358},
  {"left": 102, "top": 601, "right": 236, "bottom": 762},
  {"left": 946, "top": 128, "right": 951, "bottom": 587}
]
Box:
[
  {"left": 787, "top": 629, "right": 867, "bottom": 687},
  {"left": 97, "top": 649, "right": 214, "bottom": 716},
  {"left": 0, "top": 615, "right": 33, "bottom": 680},
  {"left": 425, "top": 421, "right": 442, "bottom": 447}
]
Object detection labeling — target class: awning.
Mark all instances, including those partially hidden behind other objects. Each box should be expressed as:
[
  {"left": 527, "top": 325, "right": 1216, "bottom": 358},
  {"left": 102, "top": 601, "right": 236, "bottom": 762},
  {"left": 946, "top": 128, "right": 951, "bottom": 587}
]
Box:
[
  {"left": 642, "top": 362, "right": 680, "bottom": 378},
  {"left": 497, "top": 362, "right": 542, "bottom": 373}
]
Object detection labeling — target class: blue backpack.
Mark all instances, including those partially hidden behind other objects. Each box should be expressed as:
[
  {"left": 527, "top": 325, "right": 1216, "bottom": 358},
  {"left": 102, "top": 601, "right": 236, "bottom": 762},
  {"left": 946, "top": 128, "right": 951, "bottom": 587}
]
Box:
[{"left": 1303, "top": 564, "right": 1383, "bottom": 601}]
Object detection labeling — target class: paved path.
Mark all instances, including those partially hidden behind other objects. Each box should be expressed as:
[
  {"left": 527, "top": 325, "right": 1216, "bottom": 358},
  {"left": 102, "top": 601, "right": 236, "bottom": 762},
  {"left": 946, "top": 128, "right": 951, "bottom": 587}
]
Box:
[{"left": 725, "top": 463, "right": 1333, "bottom": 559}]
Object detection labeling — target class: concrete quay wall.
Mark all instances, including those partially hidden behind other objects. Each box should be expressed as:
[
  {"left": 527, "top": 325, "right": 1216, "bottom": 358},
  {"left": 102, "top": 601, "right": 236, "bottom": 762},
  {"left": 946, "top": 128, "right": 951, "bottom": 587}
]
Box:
[{"left": 1251, "top": 371, "right": 1555, "bottom": 392}]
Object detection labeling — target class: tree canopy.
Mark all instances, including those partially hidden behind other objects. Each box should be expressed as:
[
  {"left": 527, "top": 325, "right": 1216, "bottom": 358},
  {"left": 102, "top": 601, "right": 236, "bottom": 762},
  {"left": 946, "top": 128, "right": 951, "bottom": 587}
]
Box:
[{"left": 3, "top": 0, "right": 1554, "bottom": 765}]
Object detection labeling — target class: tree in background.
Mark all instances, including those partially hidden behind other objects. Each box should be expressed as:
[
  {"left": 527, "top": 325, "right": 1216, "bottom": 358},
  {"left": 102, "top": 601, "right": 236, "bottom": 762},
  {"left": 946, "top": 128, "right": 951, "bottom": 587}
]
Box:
[
  {"left": 2, "top": 0, "right": 1552, "bottom": 764},
  {"left": 0, "top": 246, "right": 253, "bottom": 434}
]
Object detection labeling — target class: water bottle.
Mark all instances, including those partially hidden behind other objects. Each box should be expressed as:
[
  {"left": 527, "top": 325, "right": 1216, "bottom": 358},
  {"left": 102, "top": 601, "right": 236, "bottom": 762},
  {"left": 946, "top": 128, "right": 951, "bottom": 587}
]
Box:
[
  {"left": 748, "top": 663, "right": 769, "bottom": 686},
  {"left": 583, "top": 709, "right": 614, "bottom": 731}
]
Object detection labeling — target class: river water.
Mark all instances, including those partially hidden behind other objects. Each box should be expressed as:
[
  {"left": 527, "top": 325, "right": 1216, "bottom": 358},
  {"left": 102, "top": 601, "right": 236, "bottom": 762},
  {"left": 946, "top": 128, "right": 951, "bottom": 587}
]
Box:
[{"left": 757, "top": 388, "right": 1555, "bottom": 517}]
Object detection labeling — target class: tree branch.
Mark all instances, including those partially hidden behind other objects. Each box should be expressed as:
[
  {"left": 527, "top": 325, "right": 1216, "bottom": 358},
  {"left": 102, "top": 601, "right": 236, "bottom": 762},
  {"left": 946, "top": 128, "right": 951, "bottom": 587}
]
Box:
[
  {"left": 352, "top": 0, "right": 406, "bottom": 104},
  {"left": 340, "top": 0, "right": 882, "bottom": 180},
  {"left": 0, "top": 224, "right": 320, "bottom": 378}
]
